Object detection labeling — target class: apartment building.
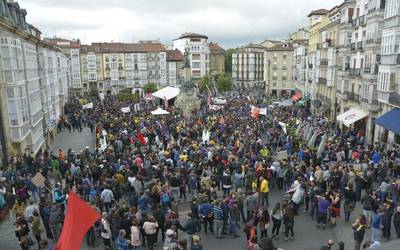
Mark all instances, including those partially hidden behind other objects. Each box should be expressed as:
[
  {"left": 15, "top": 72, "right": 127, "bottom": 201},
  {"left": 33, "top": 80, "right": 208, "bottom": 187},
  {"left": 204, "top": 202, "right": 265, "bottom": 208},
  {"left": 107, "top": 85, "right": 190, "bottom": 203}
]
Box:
[
  {"left": 173, "top": 33, "right": 210, "bottom": 79},
  {"left": 313, "top": 6, "right": 341, "bottom": 120},
  {"left": 78, "top": 42, "right": 168, "bottom": 95},
  {"left": 265, "top": 42, "right": 294, "bottom": 97},
  {"left": 209, "top": 42, "right": 225, "bottom": 76},
  {"left": 307, "top": 9, "right": 330, "bottom": 109},
  {"left": 375, "top": 0, "right": 400, "bottom": 145},
  {"left": 166, "top": 49, "right": 183, "bottom": 87},
  {"left": 293, "top": 39, "right": 310, "bottom": 97},
  {"left": 44, "top": 38, "right": 82, "bottom": 96},
  {"left": 232, "top": 44, "right": 265, "bottom": 91},
  {"left": 0, "top": 0, "right": 70, "bottom": 165},
  {"left": 335, "top": 0, "right": 384, "bottom": 144}
]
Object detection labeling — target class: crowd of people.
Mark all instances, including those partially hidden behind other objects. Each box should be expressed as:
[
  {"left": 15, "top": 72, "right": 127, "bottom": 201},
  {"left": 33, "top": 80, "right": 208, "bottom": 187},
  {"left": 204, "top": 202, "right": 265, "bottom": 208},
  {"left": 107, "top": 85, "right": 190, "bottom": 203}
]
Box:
[{"left": 0, "top": 93, "right": 400, "bottom": 250}]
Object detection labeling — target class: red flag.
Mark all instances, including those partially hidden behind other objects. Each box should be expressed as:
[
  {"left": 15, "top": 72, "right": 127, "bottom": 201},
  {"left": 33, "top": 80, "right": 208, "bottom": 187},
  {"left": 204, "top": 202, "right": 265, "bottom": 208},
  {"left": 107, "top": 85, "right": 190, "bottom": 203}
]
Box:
[
  {"left": 137, "top": 133, "right": 147, "bottom": 145},
  {"left": 55, "top": 192, "right": 100, "bottom": 250}
]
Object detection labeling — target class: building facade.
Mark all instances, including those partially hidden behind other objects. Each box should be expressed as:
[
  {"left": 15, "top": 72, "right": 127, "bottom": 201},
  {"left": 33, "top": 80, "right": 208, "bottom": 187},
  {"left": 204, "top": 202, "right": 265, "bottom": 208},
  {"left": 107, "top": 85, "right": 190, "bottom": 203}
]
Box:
[
  {"left": 77, "top": 42, "right": 170, "bottom": 95},
  {"left": 166, "top": 49, "right": 183, "bottom": 87},
  {"left": 265, "top": 42, "right": 294, "bottom": 97},
  {"left": 209, "top": 42, "right": 225, "bottom": 76},
  {"left": 293, "top": 39, "right": 310, "bottom": 97},
  {"left": 232, "top": 44, "right": 265, "bottom": 91},
  {"left": 0, "top": 0, "right": 70, "bottom": 165},
  {"left": 375, "top": 0, "right": 400, "bottom": 144},
  {"left": 173, "top": 33, "right": 210, "bottom": 79},
  {"left": 314, "top": 6, "right": 341, "bottom": 120}
]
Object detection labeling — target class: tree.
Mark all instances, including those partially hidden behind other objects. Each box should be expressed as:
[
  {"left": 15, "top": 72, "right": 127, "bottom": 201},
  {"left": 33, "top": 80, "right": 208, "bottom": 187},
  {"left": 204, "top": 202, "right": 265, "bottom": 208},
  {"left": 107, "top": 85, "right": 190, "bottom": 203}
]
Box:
[
  {"left": 224, "top": 48, "right": 237, "bottom": 73},
  {"left": 216, "top": 73, "right": 233, "bottom": 92},
  {"left": 198, "top": 75, "right": 211, "bottom": 93},
  {"left": 88, "top": 87, "right": 99, "bottom": 98},
  {"left": 143, "top": 83, "right": 158, "bottom": 93}
]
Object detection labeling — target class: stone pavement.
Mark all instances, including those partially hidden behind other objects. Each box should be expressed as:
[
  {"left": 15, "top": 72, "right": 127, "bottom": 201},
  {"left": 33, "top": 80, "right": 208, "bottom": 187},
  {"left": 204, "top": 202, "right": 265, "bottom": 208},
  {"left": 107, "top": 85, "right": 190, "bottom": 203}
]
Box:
[{"left": 50, "top": 127, "right": 95, "bottom": 153}]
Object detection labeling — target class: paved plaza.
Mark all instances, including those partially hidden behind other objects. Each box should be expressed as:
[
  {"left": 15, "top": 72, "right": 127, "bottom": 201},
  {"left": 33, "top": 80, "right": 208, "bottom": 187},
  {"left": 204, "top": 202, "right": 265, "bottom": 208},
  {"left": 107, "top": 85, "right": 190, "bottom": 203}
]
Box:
[{"left": 0, "top": 130, "right": 375, "bottom": 250}]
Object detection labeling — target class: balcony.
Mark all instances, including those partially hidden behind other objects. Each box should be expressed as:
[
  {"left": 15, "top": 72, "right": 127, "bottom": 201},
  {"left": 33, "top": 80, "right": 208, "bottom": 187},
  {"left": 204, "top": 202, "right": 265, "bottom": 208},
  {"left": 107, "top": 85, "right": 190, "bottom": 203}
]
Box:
[
  {"left": 318, "top": 77, "right": 327, "bottom": 84},
  {"left": 359, "top": 15, "right": 366, "bottom": 26},
  {"left": 389, "top": 93, "right": 400, "bottom": 107},
  {"left": 351, "top": 43, "right": 356, "bottom": 51},
  {"left": 348, "top": 92, "right": 361, "bottom": 103},
  {"left": 349, "top": 68, "right": 361, "bottom": 76},
  {"left": 357, "top": 41, "right": 364, "bottom": 51},
  {"left": 360, "top": 97, "right": 381, "bottom": 112},
  {"left": 320, "top": 59, "right": 328, "bottom": 66}
]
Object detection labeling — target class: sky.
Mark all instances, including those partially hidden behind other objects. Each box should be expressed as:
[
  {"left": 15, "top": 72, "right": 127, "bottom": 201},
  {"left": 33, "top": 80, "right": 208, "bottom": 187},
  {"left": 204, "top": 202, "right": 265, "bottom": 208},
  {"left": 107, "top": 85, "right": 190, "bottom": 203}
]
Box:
[{"left": 18, "top": 0, "right": 343, "bottom": 49}]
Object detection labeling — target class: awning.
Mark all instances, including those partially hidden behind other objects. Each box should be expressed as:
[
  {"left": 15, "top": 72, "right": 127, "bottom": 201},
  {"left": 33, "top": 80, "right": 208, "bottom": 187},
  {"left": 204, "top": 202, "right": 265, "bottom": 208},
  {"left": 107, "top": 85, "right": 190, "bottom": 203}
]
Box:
[
  {"left": 337, "top": 108, "right": 368, "bottom": 127},
  {"left": 291, "top": 92, "right": 302, "bottom": 101},
  {"left": 151, "top": 107, "right": 170, "bottom": 115},
  {"left": 375, "top": 108, "right": 400, "bottom": 134},
  {"left": 152, "top": 86, "right": 180, "bottom": 100}
]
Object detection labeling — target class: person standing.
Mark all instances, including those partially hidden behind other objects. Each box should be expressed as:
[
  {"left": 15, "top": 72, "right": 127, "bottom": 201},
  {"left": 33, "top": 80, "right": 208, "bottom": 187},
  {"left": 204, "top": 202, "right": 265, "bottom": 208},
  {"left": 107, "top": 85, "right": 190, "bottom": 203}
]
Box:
[
  {"left": 30, "top": 211, "right": 43, "bottom": 245},
  {"left": 271, "top": 202, "right": 283, "bottom": 239},
  {"left": 142, "top": 215, "right": 158, "bottom": 250},
  {"left": 130, "top": 220, "right": 142, "bottom": 250},
  {"left": 212, "top": 200, "right": 224, "bottom": 239},
  {"left": 316, "top": 195, "right": 330, "bottom": 229},
  {"left": 48, "top": 204, "right": 62, "bottom": 242},
  {"left": 101, "top": 186, "right": 114, "bottom": 212},
  {"left": 100, "top": 212, "right": 112, "bottom": 250},
  {"left": 259, "top": 177, "right": 269, "bottom": 207},
  {"left": 352, "top": 215, "right": 366, "bottom": 250},
  {"left": 283, "top": 203, "right": 295, "bottom": 241},
  {"left": 370, "top": 208, "right": 382, "bottom": 243},
  {"left": 183, "top": 213, "right": 200, "bottom": 248}
]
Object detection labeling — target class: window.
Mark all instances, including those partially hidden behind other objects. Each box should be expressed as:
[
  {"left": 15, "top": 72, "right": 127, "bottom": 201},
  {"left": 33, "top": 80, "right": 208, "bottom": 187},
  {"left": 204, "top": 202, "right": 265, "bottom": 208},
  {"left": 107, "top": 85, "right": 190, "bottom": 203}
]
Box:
[
  {"left": 192, "top": 70, "right": 201, "bottom": 78},
  {"left": 192, "top": 62, "right": 201, "bottom": 68},
  {"left": 192, "top": 54, "right": 201, "bottom": 60}
]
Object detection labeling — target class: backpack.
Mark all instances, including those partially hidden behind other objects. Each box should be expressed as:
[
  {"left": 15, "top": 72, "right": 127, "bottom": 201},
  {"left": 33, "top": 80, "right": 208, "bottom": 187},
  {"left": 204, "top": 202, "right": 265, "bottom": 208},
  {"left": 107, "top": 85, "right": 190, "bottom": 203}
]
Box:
[{"left": 162, "top": 192, "right": 171, "bottom": 204}]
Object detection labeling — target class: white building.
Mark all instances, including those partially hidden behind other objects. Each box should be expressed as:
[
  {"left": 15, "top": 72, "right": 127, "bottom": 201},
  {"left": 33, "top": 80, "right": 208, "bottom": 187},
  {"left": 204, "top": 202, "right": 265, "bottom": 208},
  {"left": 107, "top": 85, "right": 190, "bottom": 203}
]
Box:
[
  {"left": 0, "top": 1, "right": 70, "bottom": 162},
  {"left": 375, "top": 0, "right": 400, "bottom": 146},
  {"left": 173, "top": 32, "right": 210, "bottom": 79}
]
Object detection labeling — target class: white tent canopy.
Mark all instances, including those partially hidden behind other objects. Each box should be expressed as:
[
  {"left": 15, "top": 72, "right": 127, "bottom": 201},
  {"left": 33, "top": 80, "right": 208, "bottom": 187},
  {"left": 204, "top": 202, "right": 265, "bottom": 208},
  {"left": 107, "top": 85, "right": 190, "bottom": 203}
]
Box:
[
  {"left": 337, "top": 108, "right": 368, "bottom": 127},
  {"left": 151, "top": 107, "right": 170, "bottom": 115},
  {"left": 152, "top": 86, "right": 180, "bottom": 100}
]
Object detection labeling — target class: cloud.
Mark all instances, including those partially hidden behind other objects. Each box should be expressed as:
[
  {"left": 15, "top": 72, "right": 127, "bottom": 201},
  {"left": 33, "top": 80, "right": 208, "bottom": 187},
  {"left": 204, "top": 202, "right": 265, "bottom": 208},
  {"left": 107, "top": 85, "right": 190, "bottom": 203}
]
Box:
[{"left": 18, "top": 0, "right": 344, "bottom": 48}]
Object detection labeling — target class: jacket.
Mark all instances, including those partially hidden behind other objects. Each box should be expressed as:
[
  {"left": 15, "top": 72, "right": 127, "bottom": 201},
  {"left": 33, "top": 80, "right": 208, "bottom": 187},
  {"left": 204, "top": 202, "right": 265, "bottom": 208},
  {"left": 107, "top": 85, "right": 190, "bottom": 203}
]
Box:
[
  {"left": 184, "top": 218, "right": 200, "bottom": 234},
  {"left": 48, "top": 207, "right": 61, "bottom": 225},
  {"left": 130, "top": 226, "right": 141, "bottom": 246}
]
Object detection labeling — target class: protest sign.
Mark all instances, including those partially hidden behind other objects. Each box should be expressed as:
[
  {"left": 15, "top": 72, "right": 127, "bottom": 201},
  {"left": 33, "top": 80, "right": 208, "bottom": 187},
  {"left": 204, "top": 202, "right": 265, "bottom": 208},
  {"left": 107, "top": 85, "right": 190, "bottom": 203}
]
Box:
[
  {"left": 31, "top": 173, "right": 46, "bottom": 188},
  {"left": 274, "top": 150, "right": 288, "bottom": 161}
]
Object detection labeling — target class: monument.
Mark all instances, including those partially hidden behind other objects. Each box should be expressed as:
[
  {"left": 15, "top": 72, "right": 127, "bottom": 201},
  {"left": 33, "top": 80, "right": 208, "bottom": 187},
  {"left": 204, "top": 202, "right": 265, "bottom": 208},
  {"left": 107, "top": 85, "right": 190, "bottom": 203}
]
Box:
[{"left": 175, "top": 48, "right": 201, "bottom": 118}]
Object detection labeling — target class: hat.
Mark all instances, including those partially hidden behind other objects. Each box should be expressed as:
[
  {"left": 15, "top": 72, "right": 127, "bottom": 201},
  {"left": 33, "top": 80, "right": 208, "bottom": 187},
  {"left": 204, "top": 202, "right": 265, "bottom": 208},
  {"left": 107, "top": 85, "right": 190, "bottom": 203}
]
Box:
[{"left": 166, "top": 229, "right": 175, "bottom": 236}]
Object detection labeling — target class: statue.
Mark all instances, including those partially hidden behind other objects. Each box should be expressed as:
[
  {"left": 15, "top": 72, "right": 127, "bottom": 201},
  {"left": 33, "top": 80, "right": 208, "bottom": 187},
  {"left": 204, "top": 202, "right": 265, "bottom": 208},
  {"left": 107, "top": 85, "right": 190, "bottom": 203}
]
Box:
[{"left": 175, "top": 47, "right": 201, "bottom": 118}]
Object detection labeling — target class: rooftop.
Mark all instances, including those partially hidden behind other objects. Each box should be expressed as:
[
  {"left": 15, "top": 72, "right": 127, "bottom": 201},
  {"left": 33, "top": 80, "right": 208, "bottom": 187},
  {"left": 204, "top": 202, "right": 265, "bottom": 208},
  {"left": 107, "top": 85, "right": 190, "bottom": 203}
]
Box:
[
  {"left": 80, "top": 41, "right": 166, "bottom": 53},
  {"left": 308, "top": 9, "right": 329, "bottom": 17},
  {"left": 266, "top": 42, "right": 293, "bottom": 51},
  {"left": 175, "top": 32, "right": 208, "bottom": 40},
  {"left": 209, "top": 42, "right": 225, "bottom": 53},
  {"left": 166, "top": 49, "right": 183, "bottom": 61}
]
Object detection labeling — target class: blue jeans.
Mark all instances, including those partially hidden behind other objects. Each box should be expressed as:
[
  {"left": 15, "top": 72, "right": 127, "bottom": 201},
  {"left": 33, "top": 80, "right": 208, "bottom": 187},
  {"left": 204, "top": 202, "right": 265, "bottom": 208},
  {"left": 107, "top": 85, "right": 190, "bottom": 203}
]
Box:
[
  {"left": 214, "top": 219, "right": 224, "bottom": 238},
  {"left": 229, "top": 220, "right": 238, "bottom": 236},
  {"left": 371, "top": 227, "right": 380, "bottom": 242}
]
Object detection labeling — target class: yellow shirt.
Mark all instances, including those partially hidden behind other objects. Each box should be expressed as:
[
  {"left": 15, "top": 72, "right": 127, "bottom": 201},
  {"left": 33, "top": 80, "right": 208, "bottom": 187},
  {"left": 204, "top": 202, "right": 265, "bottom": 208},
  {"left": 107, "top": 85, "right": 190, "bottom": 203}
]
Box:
[{"left": 260, "top": 179, "right": 269, "bottom": 193}]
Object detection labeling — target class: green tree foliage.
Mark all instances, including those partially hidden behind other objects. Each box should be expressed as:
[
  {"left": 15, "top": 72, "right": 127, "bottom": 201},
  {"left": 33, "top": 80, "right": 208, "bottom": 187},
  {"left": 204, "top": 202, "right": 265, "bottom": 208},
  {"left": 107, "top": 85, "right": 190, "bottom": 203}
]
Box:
[
  {"left": 117, "top": 88, "right": 140, "bottom": 102},
  {"left": 198, "top": 75, "right": 211, "bottom": 93},
  {"left": 88, "top": 87, "right": 99, "bottom": 98},
  {"left": 143, "top": 83, "right": 158, "bottom": 93},
  {"left": 224, "top": 48, "right": 237, "bottom": 73},
  {"left": 216, "top": 73, "right": 233, "bottom": 92}
]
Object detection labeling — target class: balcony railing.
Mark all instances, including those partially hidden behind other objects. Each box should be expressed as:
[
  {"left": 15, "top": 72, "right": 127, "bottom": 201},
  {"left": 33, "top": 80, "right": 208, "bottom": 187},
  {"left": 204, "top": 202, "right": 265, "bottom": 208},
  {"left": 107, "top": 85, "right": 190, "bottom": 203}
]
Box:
[
  {"left": 348, "top": 92, "right": 361, "bottom": 102},
  {"left": 320, "top": 59, "right": 328, "bottom": 65},
  {"left": 318, "top": 77, "right": 327, "bottom": 84}
]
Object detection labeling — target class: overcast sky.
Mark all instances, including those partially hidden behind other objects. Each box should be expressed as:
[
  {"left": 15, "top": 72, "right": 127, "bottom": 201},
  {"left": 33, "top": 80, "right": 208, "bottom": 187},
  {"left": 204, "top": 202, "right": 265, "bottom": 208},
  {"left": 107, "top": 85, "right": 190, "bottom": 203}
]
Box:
[{"left": 18, "top": 0, "right": 343, "bottom": 48}]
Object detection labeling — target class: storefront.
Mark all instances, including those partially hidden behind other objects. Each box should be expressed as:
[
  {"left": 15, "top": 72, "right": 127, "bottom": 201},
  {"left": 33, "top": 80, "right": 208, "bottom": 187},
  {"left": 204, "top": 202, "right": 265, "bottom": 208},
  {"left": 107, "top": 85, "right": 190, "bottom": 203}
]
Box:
[{"left": 375, "top": 108, "right": 400, "bottom": 148}]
